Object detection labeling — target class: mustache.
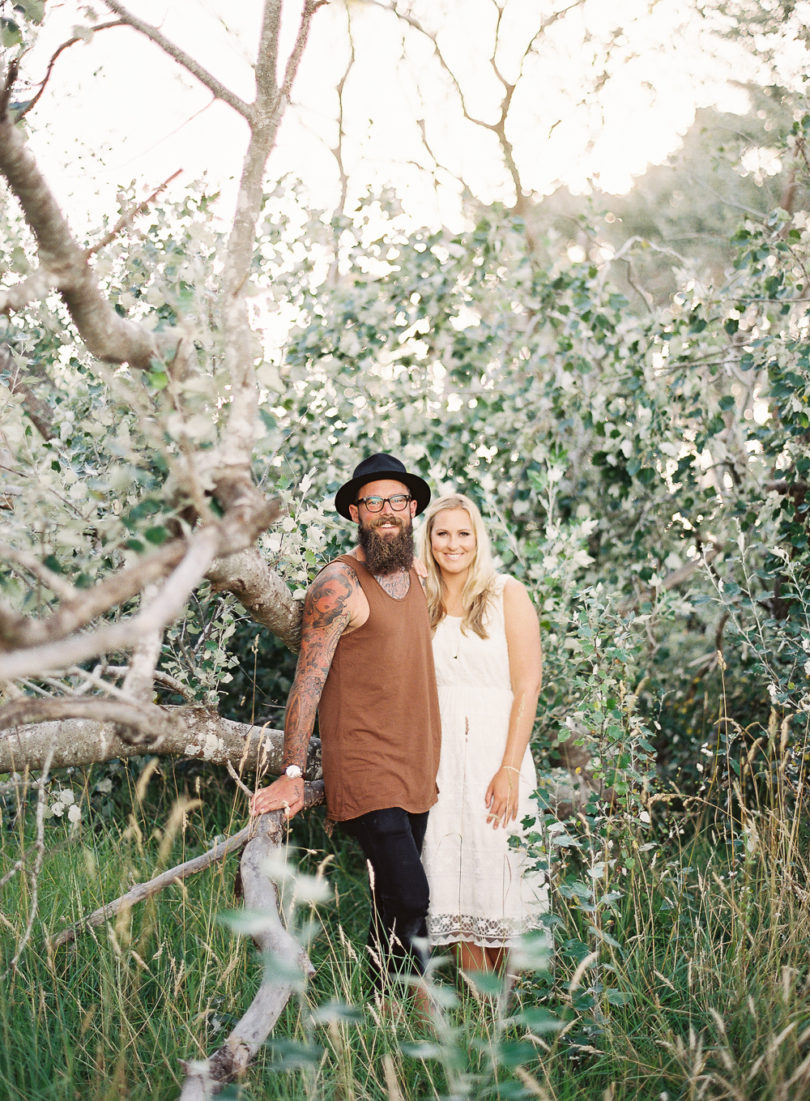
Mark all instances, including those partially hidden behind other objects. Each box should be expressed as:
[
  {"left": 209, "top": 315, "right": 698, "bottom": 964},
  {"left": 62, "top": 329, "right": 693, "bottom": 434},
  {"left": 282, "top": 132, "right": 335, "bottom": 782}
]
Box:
[{"left": 368, "top": 515, "right": 405, "bottom": 531}]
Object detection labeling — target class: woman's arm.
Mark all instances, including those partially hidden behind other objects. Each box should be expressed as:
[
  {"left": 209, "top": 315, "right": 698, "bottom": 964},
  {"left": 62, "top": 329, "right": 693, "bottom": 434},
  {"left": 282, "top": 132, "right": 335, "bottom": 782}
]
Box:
[{"left": 485, "top": 577, "right": 543, "bottom": 829}]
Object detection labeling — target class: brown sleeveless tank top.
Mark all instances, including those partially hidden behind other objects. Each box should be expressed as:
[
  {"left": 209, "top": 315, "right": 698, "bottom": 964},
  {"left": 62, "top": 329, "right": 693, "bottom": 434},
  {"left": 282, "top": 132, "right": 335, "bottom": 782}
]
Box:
[{"left": 318, "top": 554, "right": 441, "bottom": 822}]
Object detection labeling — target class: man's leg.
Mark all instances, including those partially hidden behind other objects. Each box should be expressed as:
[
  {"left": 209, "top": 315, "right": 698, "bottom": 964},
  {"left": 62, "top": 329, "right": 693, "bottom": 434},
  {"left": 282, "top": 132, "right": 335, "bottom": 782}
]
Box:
[{"left": 343, "top": 807, "right": 429, "bottom": 986}]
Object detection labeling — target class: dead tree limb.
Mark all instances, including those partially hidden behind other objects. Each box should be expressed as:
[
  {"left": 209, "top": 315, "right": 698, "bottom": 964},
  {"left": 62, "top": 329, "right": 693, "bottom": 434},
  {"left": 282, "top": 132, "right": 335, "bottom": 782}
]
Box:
[
  {"left": 179, "top": 790, "right": 326, "bottom": 1099},
  {"left": 50, "top": 780, "right": 325, "bottom": 949}
]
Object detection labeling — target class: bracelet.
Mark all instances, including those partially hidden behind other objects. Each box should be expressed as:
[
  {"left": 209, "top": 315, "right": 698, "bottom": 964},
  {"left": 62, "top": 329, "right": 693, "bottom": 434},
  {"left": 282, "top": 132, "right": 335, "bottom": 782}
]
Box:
[{"left": 501, "top": 765, "right": 520, "bottom": 775}]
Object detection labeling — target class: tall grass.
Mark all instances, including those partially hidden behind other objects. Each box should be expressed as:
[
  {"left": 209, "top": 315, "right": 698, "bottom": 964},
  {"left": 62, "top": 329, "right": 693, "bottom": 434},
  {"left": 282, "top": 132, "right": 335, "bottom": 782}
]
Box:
[{"left": 2, "top": 755, "right": 810, "bottom": 1100}]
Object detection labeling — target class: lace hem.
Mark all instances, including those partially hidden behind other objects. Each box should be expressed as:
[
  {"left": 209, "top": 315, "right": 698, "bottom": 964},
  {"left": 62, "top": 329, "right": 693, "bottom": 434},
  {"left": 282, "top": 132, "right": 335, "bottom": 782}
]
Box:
[{"left": 428, "top": 911, "right": 543, "bottom": 949}]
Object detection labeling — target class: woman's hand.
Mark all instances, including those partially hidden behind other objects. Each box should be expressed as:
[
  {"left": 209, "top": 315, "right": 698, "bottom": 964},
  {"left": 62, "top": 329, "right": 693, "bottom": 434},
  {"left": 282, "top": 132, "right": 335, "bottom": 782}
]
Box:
[
  {"left": 485, "top": 766, "right": 519, "bottom": 830},
  {"left": 250, "top": 775, "right": 305, "bottom": 819}
]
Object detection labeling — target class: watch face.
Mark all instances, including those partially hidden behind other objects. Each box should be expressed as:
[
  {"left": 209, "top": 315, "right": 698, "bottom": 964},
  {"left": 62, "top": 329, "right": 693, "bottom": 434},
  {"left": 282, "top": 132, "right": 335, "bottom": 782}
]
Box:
[{"left": 285, "top": 765, "right": 302, "bottom": 779}]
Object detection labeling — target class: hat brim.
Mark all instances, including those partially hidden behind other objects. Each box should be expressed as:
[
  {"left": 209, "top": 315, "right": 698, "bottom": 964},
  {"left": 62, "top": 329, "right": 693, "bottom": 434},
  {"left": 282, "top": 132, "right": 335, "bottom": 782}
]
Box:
[{"left": 335, "top": 469, "right": 431, "bottom": 519}]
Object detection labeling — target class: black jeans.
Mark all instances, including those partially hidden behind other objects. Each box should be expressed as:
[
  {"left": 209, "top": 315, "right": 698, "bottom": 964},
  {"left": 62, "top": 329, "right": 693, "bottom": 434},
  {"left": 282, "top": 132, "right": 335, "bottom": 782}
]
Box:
[{"left": 342, "top": 807, "right": 430, "bottom": 987}]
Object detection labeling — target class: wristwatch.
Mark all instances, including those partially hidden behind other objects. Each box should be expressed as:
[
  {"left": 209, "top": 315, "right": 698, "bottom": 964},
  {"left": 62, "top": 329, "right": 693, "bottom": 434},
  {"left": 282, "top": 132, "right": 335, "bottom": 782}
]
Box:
[{"left": 284, "top": 765, "right": 303, "bottom": 779}]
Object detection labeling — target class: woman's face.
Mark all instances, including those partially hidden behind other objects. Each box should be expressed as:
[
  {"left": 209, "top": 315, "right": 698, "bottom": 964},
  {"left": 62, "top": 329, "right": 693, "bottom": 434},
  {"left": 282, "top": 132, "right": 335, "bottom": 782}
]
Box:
[{"left": 429, "top": 508, "right": 477, "bottom": 578}]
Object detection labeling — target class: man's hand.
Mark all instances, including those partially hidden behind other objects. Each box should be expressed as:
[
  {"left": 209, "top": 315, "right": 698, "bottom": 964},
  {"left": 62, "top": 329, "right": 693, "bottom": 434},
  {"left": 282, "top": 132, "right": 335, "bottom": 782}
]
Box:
[{"left": 251, "top": 775, "right": 305, "bottom": 819}]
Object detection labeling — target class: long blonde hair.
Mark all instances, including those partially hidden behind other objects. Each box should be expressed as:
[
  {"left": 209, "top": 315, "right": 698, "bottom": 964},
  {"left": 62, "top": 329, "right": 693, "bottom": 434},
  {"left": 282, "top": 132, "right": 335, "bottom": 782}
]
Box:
[{"left": 420, "top": 493, "right": 496, "bottom": 638}]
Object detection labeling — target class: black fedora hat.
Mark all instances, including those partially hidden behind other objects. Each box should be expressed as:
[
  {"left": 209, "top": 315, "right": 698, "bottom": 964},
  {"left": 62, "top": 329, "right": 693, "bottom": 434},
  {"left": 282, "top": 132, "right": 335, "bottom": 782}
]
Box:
[{"left": 334, "top": 452, "right": 431, "bottom": 519}]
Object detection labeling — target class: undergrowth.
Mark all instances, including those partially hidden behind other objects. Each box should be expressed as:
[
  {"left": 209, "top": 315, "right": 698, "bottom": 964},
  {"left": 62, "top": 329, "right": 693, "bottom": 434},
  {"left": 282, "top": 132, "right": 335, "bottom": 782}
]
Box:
[{"left": 2, "top": 753, "right": 810, "bottom": 1101}]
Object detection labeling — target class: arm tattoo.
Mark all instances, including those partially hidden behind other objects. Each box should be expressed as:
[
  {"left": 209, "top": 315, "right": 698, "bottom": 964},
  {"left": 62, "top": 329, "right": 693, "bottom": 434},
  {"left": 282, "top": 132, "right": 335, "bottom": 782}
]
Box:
[{"left": 281, "top": 565, "right": 357, "bottom": 769}]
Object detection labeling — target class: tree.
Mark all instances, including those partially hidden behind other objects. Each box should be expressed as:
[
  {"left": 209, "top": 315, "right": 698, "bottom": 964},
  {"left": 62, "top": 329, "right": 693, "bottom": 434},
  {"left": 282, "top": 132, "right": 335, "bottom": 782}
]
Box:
[
  {"left": 0, "top": 1, "right": 319, "bottom": 749},
  {"left": 1, "top": 2, "right": 329, "bottom": 1091}
]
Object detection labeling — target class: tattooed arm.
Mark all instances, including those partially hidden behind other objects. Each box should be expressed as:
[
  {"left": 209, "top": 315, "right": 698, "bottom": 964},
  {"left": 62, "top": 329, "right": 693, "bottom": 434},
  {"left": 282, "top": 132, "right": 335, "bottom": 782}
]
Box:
[{"left": 251, "top": 562, "right": 362, "bottom": 819}]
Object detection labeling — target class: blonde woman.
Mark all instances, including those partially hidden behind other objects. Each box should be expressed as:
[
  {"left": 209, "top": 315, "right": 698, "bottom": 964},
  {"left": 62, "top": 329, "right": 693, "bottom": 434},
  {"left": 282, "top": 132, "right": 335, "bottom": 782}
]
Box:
[{"left": 420, "top": 493, "right": 547, "bottom": 974}]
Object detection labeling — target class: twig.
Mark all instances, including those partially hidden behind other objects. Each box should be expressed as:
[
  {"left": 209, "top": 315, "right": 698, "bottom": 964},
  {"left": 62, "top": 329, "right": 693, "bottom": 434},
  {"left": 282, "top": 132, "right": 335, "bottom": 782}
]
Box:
[
  {"left": 86, "top": 169, "right": 183, "bottom": 257},
  {"left": 226, "top": 759, "right": 254, "bottom": 798},
  {"left": 17, "top": 20, "right": 124, "bottom": 120},
  {"left": 0, "top": 57, "right": 19, "bottom": 118},
  {"left": 0, "top": 540, "right": 78, "bottom": 602},
  {"left": 0, "top": 860, "right": 24, "bottom": 889},
  {"left": 103, "top": 665, "right": 194, "bottom": 702},
  {"left": 0, "top": 526, "right": 222, "bottom": 682}
]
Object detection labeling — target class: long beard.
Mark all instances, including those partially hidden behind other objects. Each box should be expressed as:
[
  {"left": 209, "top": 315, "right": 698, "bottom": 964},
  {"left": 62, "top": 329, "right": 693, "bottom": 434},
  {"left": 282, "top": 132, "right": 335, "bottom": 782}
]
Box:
[{"left": 358, "top": 517, "right": 415, "bottom": 575}]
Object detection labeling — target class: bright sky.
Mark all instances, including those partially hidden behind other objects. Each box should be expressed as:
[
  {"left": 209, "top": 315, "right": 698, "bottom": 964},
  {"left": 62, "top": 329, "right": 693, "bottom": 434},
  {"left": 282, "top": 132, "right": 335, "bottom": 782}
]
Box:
[{"left": 16, "top": 0, "right": 777, "bottom": 232}]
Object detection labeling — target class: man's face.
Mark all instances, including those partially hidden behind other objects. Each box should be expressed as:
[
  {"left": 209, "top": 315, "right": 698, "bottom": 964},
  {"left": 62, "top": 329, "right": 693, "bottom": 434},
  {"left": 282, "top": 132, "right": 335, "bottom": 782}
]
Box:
[
  {"left": 349, "top": 478, "right": 417, "bottom": 574},
  {"left": 348, "top": 479, "right": 417, "bottom": 534}
]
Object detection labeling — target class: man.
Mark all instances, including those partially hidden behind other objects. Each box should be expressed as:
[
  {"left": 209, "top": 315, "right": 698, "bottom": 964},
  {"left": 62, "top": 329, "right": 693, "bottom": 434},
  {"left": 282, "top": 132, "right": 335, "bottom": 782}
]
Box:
[{"left": 251, "top": 452, "right": 441, "bottom": 989}]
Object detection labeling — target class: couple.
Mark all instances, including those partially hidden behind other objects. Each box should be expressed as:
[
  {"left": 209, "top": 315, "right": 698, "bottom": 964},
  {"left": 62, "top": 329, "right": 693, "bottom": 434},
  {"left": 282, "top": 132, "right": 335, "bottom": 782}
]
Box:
[{"left": 251, "top": 453, "right": 547, "bottom": 990}]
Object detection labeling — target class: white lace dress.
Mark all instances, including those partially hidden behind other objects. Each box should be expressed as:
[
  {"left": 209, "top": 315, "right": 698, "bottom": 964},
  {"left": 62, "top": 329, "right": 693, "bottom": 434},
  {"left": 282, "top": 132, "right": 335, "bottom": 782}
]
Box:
[{"left": 422, "top": 575, "right": 548, "bottom": 948}]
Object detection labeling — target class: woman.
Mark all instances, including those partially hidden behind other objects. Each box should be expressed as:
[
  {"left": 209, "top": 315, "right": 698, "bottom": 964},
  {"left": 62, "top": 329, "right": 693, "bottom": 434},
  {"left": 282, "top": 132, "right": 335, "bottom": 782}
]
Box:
[{"left": 420, "top": 493, "right": 547, "bottom": 974}]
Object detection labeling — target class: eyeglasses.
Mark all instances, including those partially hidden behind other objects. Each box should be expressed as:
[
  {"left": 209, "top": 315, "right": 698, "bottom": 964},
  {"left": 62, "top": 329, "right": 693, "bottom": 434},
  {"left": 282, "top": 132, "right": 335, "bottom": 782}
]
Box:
[{"left": 355, "top": 494, "right": 412, "bottom": 513}]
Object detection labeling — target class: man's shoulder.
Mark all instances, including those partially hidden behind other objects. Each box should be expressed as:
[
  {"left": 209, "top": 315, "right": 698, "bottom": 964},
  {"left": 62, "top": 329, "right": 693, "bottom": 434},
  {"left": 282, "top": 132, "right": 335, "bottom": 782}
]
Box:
[
  {"left": 313, "top": 556, "right": 361, "bottom": 585},
  {"left": 301, "top": 556, "right": 370, "bottom": 634}
]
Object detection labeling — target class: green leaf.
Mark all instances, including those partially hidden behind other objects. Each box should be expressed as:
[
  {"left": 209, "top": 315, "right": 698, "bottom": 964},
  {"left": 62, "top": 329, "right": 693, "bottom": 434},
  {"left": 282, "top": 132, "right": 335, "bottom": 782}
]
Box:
[
  {"left": 0, "top": 18, "right": 22, "bottom": 47},
  {"left": 605, "top": 988, "right": 632, "bottom": 1007},
  {"left": 509, "top": 1006, "right": 563, "bottom": 1035},
  {"left": 144, "top": 525, "right": 170, "bottom": 545}
]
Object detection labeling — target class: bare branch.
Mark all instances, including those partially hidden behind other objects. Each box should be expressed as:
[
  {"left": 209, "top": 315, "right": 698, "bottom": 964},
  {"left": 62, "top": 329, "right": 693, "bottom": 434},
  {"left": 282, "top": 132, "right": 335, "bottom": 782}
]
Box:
[
  {"left": 216, "top": 0, "right": 326, "bottom": 489},
  {"left": 120, "top": 581, "right": 165, "bottom": 703},
  {"left": 361, "top": 0, "right": 585, "bottom": 211},
  {"left": 327, "top": 3, "right": 356, "bottom": 250},
  {"left": 254, "top": 0, "right": 283, "bottom": 103},
  {"left": 0, "top": 696, "right": 181, "bottom": 744},
  {"left": 0, "top": 57, "right": 19, "bottom": 118},
  {"left": 1, "top": 489, "right": 280, "bottom": 657},
  {"left": 0, "top": 539, "right": 187, "bottom": 652},
  {"left": 0, "top": 527, "right": 224, "bottom": 681},
  {"left": 100, "top": 1, "right": 252, "bottom": 120},
  {"left": 52, "top": 825, "right": 252, "bottom": 948},
  {"left": 104, "top": 665, "right": 195, "bottom": 702},
  {"left": 277, "top": 0, "right": 328, "bottom": 109}
]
